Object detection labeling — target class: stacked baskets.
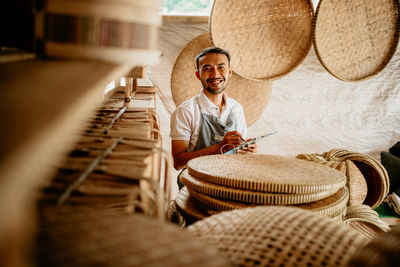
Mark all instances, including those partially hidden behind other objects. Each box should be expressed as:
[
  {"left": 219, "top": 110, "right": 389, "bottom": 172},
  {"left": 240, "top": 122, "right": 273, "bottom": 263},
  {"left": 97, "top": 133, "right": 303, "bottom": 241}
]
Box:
[{"left": 175, "top": 154, "right": 348, "bottom": 225}]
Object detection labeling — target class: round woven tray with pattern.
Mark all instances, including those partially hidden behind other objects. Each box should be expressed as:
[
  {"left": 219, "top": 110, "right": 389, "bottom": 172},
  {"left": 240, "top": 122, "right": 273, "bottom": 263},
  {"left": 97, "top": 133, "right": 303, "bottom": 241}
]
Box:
[
  {"left": 170, "top": 32, "right": 272, "bottom": 127},
  {"left": 188, "top": 154, "right": 346, "bottom": 194},
  {"left": 210, "top": 0, "right": 314, "bottom": 80},
  {"left": 313, "top": 0, "right": 400, "bottom": 81},
  {"left": 181, "top": 169, "right": 339, "bottom": 205},
  {"left": 36, "top": 205, "right": 229, "bottom": 266},
  {"left": 187, "top": 185, "right": 348, "bottom": 218},
  {"left": 187, "top": 206, "right": 368, "bottom": 266},
  {"left": 175, "top": 187, "right": 207, "bottom": 225}
]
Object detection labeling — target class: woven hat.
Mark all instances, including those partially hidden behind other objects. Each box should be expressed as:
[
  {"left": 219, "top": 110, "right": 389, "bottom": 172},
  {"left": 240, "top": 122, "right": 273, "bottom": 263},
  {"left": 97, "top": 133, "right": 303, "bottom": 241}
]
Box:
[
  {"left": 348, "top": 225, "right": 400, "bottom": 267},
  {"left": 322, "top": 149, "right": 390, "bottom": 209},
  {"left": 187, "top": 154, "right": 346, "bottom": 194},
  {"left": 210, "top": 0, "right": 314, "bottom": 80},
  {"left": 171, "top": 32, "right": 272, "bottom": 127},
  {"left": 187, "top": 206, "right": 368, "bottom": 266},
  {"left": 313, "top": 0, "right": 400, "bottom": 81},
  {"left": 36, "top": 205, "right": 229, "bottom": 266},
  {"left": 38, "top": 0, "right": 161, "bottom": 64}
]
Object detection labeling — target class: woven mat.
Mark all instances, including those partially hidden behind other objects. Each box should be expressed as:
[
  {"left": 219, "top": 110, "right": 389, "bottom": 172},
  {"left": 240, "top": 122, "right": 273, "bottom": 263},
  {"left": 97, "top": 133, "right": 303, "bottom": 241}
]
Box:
[
  {"left": 313, "top": 0, "right": 400, "bottom": 81},
  {"left": 210, "top": 0, "right": 314, "bottom": 80},
  {"left": 181, "top": 169, "right": 339, "bottom": 205},
  {"left": 188, "top": 154, "right": 346, "bottom": 194},
  {"left": 188, "top": 206, "right": 367, "bottom": 266},
  {"left": 36, "top": 205, "right": 229, "bottom": 266},
  {"left": 170, "top": 32, "right": 272, "bottom": 127}
]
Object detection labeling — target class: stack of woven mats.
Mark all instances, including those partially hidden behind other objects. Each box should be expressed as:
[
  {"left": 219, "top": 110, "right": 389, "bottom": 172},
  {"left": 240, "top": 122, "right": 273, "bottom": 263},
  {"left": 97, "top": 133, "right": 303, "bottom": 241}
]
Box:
[
  {"left": 296, "top": 149, "right": 391, "bottom": 238},
  {"left": 175, "top": 154, "right": 349, "bottom": 225}
]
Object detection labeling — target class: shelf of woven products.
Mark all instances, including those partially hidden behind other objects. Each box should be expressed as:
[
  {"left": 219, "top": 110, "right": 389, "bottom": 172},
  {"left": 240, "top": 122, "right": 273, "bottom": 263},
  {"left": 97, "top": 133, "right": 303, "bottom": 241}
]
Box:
[{"left": 38, "top": 73, "right": 171, "bottom": 221}]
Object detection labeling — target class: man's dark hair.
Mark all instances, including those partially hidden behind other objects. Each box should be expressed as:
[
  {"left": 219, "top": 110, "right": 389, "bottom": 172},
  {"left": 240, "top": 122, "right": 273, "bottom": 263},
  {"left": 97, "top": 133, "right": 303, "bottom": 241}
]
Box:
[{"left": 195, "top": 47, "right": 231, "bottom": 71}]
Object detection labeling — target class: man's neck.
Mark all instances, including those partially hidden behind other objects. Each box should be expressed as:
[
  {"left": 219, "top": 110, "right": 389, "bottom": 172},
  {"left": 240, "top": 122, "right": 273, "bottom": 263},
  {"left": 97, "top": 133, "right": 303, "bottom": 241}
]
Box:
[{"left": 203, "top": 89, "right": 224, "bottom": 111}]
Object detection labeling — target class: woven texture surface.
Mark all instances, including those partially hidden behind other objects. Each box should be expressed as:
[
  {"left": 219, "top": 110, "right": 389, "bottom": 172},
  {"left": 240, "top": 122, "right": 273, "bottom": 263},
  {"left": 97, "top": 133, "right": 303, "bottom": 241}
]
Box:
[
  {"left": 313, "top": 0, "right": 400, "bottom": 81},
  {"left": 210, "top": 0, "right": 314, "bottom": 80},
  {"left": 188, "top": 206, "right": 368, "bottom": 266},
  {"left": 36, "top": 205, "right": 229, "bottom": 266},
  {"left": 170, "top": 32, "right": 272, "bottom": 127},
  {"left": 181, "top": 168, "right": 339, "bottom": 205},
  {"left": 188, "top": 154, "right": 346, "bottom": 194}
]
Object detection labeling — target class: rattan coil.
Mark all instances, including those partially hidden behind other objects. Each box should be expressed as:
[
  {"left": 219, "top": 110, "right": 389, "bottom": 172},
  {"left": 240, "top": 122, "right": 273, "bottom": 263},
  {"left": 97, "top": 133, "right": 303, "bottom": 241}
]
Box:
[
  {"left": 348, "top": 225, "right": 400, "bottom": 267},
  {"left": 36, "top": 205, "right": 229, "bottom": 266},
  {"left": 313, "top": 0, "right": 400, "bottom": 81},
  {"left": 188, "top": 154, "right": 346, "bottom": 194},
  {"left": 187, "top": 184, "right": 348, "bottom": 218},
  {"left": 181, "top": 169, "right": 339, "bottom": 205},
  {"left": 170, "top": 32, "right": 272, "bottom": 127},
  {"left": 187, "top": 206, "right": 368, "bottom": 267},
  {"left": 210, "top": 0, "right": 314, "bottom": 80}
]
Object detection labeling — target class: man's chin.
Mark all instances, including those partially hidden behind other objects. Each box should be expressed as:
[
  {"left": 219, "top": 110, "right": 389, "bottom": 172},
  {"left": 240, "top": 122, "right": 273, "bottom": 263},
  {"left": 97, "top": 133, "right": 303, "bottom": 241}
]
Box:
[{"left": 205, "top": 86, "right": 225, "bottom": 95}]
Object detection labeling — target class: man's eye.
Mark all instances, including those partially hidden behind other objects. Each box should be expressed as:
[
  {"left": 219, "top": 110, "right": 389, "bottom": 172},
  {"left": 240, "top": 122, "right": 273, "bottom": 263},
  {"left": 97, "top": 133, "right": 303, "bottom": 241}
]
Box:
[{"left": 218, "top": 66, "right": 225, "bottom": 70}]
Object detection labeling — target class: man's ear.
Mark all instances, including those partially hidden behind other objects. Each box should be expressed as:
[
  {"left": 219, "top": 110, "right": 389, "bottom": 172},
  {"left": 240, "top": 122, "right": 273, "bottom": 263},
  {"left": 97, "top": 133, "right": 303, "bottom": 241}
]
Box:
[
  {"left": 195, "top": 71, "right": 200, "bottom": 80},
  {"left": 229, "top": 67, "right": 232, "bottom": 77}
]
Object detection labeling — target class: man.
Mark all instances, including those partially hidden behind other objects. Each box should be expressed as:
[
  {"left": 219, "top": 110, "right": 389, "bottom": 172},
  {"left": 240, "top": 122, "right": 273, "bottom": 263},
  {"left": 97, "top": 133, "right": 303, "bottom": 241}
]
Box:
[{"left": 170, "top": 47, "right": 257, "bottom": 187}]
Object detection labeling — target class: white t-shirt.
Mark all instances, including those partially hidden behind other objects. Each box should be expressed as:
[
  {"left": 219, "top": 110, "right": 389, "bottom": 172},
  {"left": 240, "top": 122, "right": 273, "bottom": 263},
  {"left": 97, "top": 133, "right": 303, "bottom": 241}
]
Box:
[{"left": 170, "top": 90, "right": 247, "bottom": 152}]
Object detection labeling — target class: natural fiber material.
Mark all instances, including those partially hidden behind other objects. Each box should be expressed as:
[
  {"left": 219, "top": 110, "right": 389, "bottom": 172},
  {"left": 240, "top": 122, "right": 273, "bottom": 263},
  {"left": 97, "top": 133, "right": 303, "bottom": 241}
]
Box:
[
  {"left": 210, "top": 0, "right": 314, "bottom": 80},
  {"left": 313, "top": 0, "right": 400, "bottom": 81},
  {"left": 181, "top": 169, "right": 339, "bottom": 205},
  {"left": 188, "top": 154, "right": 346, "bottom": 194},
  {"left": 36, "top": 205, "right": 229, "bottom": 266},
  {"left": 187, "top": 206, "right": 368, "bottom": 266},
  {"left": 348, "top": 225, "right": 400, "bottom": 267},
  {"left": 170, "top": 32, "right": 272, "bottom": 127},
  {"left": 175, "top": 187, "right": 207, "bottom": 225},
  {"left": 187, "top": 184, "right": 348, "bottom": 218},
  {"left": 322, "top": 149, "right": 389, "bottom": 209}
]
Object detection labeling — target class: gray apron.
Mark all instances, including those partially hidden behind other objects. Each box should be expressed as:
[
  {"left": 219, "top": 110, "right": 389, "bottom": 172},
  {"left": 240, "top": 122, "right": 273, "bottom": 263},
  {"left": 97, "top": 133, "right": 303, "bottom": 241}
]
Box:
[{"left": 177, "top": 98, "right": 238, "bottom": 189}]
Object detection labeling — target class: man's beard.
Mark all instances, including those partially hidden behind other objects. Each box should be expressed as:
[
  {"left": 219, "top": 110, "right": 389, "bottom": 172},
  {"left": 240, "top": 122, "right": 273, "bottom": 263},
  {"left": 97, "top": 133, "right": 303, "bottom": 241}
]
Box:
[{"left": 203, "top": 79, "right": 229, "bottom": 95}]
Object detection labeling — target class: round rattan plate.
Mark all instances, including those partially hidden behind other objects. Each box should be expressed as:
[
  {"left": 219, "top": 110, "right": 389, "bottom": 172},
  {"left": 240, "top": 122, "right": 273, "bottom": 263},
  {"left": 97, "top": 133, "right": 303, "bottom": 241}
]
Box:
[
  {"left": 188, "top": 206, "right": 367, "bottom": 266},
  {"left": 210, "top": 0, "right": 314, "bottom": 80},
  {"left": 180, "top": 169, "right": 339, "bottom": 205},
  {"left": 187, "top": 154, "right": 346, "bottom": 194},
  {"left": 171, "top": 32, "right": 272, "bottom": 127},
  {"left": 313, "top": 0, "right": 400, "bottom": 81}
]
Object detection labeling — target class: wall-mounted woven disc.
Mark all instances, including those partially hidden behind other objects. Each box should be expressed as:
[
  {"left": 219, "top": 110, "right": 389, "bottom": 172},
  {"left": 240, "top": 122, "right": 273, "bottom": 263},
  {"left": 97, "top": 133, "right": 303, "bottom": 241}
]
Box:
[
  {"left": 187, "top": 184, "right": 347, "bottom": 218},
  {"left": 187, "top": 154, "right": 346, "bottom": 194},
  {"left": 171, "top": 32, "right": 272, "bottom": 127},
  {"left": 210, "top": 0, "right": 314, "bottom": 80},
  {"left": 187, "top": 206, "right": 368, "bottom": 266},
  {"left": 181, "top": 169, "right": 338, "bottom": 205},
  {"left": 313, "top": 0, "right": 400, "bottom": 81}
]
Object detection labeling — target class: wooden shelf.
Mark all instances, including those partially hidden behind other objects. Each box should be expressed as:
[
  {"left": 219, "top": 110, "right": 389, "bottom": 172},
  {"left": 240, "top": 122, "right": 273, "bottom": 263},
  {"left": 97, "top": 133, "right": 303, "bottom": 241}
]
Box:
[{"left": 0, "top": 58, "right": 133, "bottom": 262}]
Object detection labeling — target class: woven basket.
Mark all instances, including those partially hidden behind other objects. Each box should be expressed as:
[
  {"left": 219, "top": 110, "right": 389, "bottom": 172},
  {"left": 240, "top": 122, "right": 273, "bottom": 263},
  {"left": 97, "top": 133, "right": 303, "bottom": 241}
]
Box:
[
  {"left": 210, "top": 0, "right": 314, "bottom": 80},
  {"left": 181, "top": 168, "right": 339, "bottom": 205},
  {"left": 37, "top": 0, "right": 161, "bottom": 64},
  {"left": 170, "top": 32, "right": 272, "bottom": 127},
  {"left": 187, "top": 206, "right": 367, "bottom": 266},
  {"left": 188, "top": 154, "right": 346, "bottom": 194},
  {"left": 322, "top": 149, "right": 389, "bottom": 209},
  {"left": 348, "top": 225, "right": 400, "bottom": 267},
  {"left": 36, "top": 205, "right": 229, "bottom": 266},
  {"left": 313, "top": 0, "right": 400, "bottom": 81}
]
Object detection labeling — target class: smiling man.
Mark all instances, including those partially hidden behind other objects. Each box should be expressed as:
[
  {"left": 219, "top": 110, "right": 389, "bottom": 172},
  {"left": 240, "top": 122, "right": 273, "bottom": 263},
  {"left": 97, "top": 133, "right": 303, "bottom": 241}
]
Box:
[{"left": 170, "top": 47, "right": 257, "bottom": 188}]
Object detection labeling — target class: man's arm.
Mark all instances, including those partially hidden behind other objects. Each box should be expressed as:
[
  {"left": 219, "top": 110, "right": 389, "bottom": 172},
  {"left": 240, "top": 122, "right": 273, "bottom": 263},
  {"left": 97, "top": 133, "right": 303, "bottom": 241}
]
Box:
[{"left": 171, "top": 130, "right": 243, "bottom": 170}]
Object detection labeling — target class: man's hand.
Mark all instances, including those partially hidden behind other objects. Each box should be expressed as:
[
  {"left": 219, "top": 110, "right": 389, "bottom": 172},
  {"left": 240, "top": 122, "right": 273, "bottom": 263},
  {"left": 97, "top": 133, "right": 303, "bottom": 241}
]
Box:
[
  {"left": 219, "top": 131, "right": 243, "bottom": 153},
  {"left": 237, "top": 139, "right": 258, "bottom": 154}
]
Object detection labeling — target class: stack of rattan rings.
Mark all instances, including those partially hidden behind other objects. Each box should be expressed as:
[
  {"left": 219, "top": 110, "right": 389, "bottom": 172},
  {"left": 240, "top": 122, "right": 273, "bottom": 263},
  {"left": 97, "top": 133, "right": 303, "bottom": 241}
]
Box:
[
  {"left": 296, "top": 148, "right": 391, "bottom": 239},
  {"left": 175, "top": 154, "right": 348, "bottom": 225}
]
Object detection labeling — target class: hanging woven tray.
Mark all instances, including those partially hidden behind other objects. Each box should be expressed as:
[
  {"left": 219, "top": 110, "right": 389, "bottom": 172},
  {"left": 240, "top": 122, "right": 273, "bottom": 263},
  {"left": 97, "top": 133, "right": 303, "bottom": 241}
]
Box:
[
  {"left": 170, "top": 32, "right": 272, "bottom": 127},
  {"left": 188, "top": 154, "right": 346, "bottom": 194},
  {"left": 210, "top": 0, "right": 314, "bottom": 80},
  {"left": 187, "top": 184, "right": 348, "bottom": 218},
  {"left": 187, "top": 206, "right": 368, "bottom": 267},
  {"left": 181, "top": 169, "right": 339, "bottom": 205},
  {"left": 313, "top": 0, "right": 400, "bottom": 81}
]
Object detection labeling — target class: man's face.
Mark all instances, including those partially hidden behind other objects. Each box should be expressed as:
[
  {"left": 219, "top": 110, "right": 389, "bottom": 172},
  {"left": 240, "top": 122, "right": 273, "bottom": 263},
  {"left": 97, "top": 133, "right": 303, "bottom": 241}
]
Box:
[{"left": 196, "top": 53, "right": 232, "bottom": 95}]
